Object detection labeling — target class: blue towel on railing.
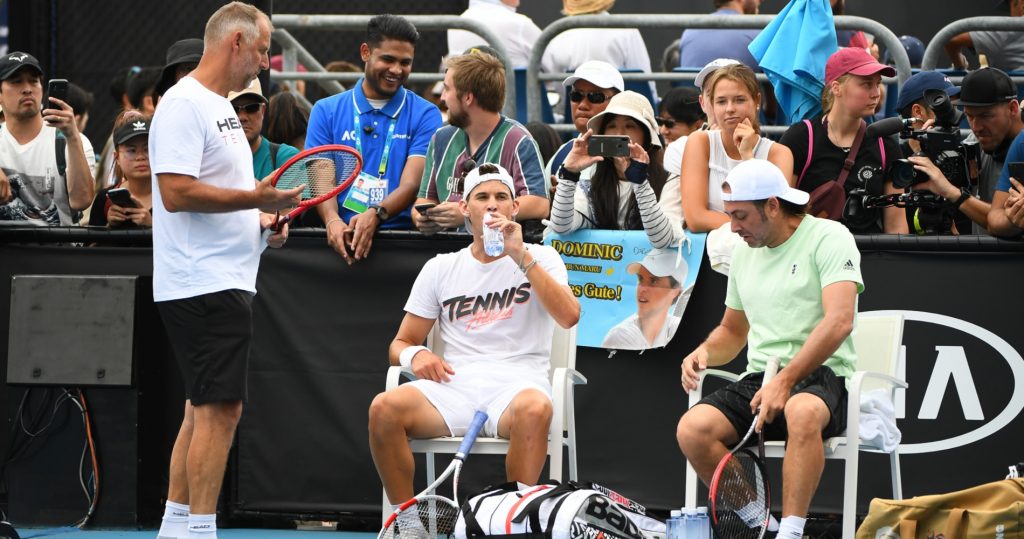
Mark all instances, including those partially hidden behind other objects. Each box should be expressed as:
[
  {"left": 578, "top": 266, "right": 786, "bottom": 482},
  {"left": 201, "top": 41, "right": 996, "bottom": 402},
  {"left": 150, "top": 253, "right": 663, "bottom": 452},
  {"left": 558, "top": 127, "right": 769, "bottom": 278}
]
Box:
[{"left": 748, "top": 0, "right": 837, "bottom": 123}]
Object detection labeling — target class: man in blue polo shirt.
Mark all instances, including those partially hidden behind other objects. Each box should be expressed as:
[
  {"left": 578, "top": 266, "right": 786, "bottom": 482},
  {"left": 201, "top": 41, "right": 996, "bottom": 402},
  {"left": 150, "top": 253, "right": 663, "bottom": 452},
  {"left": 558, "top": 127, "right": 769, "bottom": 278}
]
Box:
[{"left": 307, "top": 14, "right": 442, "bottom": 263}]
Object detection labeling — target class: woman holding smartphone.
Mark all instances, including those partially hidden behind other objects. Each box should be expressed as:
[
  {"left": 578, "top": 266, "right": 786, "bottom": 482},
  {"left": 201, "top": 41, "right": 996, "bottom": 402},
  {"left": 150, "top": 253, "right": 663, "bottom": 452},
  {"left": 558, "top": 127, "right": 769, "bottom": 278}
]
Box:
[
  {"left": 548, "top": 91, "right": 679, "bottom": 248},
  {"left": 87, "top": 110, "right": 153, "bottom": 228}
]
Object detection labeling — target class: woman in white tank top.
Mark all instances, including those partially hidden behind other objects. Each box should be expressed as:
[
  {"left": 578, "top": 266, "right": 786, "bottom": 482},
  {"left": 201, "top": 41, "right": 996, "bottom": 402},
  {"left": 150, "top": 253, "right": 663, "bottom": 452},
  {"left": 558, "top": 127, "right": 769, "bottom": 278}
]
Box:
[{"left": 679, "top": 64, "right": 794, "bottom": 232}]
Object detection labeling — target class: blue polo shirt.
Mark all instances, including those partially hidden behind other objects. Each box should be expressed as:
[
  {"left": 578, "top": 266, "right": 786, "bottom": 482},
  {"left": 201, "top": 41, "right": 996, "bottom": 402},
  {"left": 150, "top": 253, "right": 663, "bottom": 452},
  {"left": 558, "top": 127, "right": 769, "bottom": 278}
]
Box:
[{"left": 306, "top": 79, "right": 442, "bottom": 228}]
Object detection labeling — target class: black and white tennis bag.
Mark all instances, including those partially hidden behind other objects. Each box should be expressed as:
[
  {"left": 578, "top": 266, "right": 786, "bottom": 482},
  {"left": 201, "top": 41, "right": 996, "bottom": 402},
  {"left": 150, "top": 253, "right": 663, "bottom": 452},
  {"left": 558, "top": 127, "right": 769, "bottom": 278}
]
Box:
[{"left": 455, "top": 481, "right": 664, "bottom": 539}]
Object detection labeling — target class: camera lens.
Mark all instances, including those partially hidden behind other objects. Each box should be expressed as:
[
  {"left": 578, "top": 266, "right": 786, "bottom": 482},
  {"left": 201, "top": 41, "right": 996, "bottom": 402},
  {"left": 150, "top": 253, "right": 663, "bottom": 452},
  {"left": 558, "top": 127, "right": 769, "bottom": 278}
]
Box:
[{"left": 890, "top": 159, "right": 918, "bottom": 189}]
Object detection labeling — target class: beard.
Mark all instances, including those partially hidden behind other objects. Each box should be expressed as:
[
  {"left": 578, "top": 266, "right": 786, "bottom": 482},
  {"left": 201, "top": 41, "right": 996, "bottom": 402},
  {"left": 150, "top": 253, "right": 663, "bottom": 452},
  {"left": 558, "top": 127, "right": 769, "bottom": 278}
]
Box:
[{"left": 448, "top": 106, "right": 470, "bottom": 129}]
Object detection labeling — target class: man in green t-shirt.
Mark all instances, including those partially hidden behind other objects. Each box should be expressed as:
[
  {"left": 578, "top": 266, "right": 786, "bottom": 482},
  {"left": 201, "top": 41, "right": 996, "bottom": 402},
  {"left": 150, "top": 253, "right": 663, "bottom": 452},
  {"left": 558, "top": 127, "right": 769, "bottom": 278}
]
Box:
[{"left": 676, "top": 159, "right": 863, "bottom": 539}]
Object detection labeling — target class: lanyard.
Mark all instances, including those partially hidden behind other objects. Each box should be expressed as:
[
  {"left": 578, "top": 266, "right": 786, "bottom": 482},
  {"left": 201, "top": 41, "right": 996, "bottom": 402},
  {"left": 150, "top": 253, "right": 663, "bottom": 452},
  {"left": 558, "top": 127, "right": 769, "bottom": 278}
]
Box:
[{"left": 352, "top": 113, "right": 397, "bottom": 179}]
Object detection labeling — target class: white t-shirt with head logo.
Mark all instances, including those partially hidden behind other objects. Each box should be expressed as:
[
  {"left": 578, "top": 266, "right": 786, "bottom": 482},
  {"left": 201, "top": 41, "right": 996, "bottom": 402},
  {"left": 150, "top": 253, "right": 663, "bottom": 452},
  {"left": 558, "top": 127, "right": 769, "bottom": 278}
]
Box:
[
  {"left": 149, "top": 76, "right": 262, "bottom": 302},
  {"left": 404, "top": 244, "right": 569, "bottom": 380}
]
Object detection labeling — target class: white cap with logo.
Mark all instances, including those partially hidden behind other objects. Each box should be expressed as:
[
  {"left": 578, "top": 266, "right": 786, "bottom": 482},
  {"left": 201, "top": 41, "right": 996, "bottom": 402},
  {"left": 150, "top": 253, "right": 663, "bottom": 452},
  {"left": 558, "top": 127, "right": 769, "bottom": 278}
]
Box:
[
  {"left": 721, "top": 159, "right": 810, "bottom": 205},
  {"left": 626, "top": 248, "right": 688, "bottom": 285},
  {"left": 694, "top": 58, "right": 742, "bottom": 90},
  {"left": 463, "top": 163, "right": 517, "bottom": 199}
]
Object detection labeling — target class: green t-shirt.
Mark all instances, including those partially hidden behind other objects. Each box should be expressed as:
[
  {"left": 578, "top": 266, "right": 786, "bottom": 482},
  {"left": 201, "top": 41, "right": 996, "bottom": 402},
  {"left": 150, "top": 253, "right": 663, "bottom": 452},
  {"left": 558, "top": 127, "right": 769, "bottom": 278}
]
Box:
[
  {"left": 252, "top": 136, "right": 300, "bottom": 180},
  {"left": 725, "top": 216, "right": 864, "bottom": 379}
]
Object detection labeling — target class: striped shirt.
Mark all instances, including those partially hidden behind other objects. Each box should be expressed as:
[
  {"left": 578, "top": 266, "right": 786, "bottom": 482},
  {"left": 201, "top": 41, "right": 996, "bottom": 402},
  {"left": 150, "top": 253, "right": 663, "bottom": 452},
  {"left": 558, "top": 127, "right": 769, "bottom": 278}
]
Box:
[{"left": 418, "top": 116, "right": 546, "bottom": 202}]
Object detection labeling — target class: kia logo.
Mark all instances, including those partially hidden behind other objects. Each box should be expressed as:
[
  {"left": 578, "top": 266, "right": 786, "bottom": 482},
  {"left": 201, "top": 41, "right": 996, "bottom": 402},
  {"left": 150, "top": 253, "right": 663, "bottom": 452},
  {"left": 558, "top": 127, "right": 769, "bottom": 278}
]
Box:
[{"left": 868, "top": 310, "right": 1024, "bottom": 454}]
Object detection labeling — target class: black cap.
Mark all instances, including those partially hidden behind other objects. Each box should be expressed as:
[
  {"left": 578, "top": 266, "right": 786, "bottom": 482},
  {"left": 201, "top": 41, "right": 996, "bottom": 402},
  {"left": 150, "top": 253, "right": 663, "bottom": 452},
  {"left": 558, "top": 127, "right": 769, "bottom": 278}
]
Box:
[
  {"left": 0, "top": 51, "right": 43, "bottom": 80},
  {"left": 113, "top": 117, "right": 151, "bottom": 145},
  {"left": 155, "top": 38, "right": 204, "bottom": 96},
  {"left": 954, "top": 67, "right": 1018, "bottom": 107}
]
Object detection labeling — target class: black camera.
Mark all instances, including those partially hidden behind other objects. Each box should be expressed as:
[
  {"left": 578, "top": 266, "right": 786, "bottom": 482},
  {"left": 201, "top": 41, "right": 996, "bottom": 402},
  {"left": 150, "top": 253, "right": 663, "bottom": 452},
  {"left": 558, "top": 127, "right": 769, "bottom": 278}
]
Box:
[{"left": 889, "top": 89, "right": 978, "bottom": 191}]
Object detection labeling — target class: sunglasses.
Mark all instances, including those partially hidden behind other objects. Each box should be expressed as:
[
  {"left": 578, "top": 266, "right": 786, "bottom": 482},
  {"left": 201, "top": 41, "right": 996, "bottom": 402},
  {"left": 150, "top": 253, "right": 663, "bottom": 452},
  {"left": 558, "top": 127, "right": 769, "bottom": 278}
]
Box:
[
  {"left": 569, "top": 90, "right": 610, "bottom": 104},
  {"left": 655, "top": 117, "right": 677, "bottom": 129},
  {"left": 233, "top": 102, "right": 264, "bottom": 114}
]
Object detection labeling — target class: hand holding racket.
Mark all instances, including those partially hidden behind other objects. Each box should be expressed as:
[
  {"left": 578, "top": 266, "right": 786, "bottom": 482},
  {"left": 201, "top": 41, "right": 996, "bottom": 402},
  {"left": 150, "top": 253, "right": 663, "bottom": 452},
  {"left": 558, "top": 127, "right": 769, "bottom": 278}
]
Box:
[
  {"left": 708, "top": 357, "right": 781, "bottom": 539},
  {"left": 260, "top": 144, "right": 363, "bottom": 241},
  {"left": 378, "top": 410, "right": 488, "bottom": 539}
]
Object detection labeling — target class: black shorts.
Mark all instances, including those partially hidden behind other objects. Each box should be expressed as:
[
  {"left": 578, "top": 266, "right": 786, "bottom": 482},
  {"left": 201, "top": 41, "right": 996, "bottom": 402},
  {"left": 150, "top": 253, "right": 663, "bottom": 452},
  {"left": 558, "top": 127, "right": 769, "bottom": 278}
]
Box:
[
  {"left": 157, "top": 289, "right": 254, "bottom": 405},
  {"left": 696, "top": 365, "right": 848, "bottom": 443}
]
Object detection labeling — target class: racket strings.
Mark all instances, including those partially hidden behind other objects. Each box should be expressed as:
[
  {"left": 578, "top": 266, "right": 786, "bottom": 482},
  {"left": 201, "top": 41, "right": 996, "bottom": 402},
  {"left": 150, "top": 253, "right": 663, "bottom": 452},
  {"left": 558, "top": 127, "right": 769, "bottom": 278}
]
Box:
[
  {"left": 381, "top": 496, "right": 459, "bottom": 539},
  {"left": 274, "top": 151, "right": 362, "bottom": 201},
  {"left": 711, "top": 454, "right": 769, "bottom": 539}
]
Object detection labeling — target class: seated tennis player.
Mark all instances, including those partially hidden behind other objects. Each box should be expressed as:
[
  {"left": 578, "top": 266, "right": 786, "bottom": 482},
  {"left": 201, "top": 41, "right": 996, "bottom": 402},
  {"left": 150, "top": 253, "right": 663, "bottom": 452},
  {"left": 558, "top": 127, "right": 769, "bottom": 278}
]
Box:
[
  {"left": 369, "top": 163, "right": 580, "bottom": 510},
  {"left": 675, "top": 159, "right": 862, "bottom": 539}
]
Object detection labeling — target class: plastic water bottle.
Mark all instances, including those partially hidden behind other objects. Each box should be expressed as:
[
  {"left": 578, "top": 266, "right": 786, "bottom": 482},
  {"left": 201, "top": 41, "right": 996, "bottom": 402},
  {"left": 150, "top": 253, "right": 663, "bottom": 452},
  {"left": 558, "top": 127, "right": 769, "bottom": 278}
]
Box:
[
  {"left": 666, "top": 510, "right": 682, "bottom": 539},
  {"left": 695, "top": 507, "right": 710, "bottom": 538},
  {"left": 683, "top": 509, "right": 700, "bottom": 539},
  {"left": 482, "top": 213, "right": 504, "bottom": 256}
]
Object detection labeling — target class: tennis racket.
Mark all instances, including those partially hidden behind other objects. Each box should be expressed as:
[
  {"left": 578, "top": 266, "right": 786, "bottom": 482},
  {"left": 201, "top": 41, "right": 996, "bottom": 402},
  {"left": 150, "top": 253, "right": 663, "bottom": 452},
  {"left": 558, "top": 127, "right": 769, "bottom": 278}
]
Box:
[
  {"left": 378, "top": 410, "right": 489, "bottom": 539},
  {"left": 260, "top": 144, "right": 362, "bottom": 239},
  {"left": 708, "top": 356, "right": 781, "bottom": 539}
]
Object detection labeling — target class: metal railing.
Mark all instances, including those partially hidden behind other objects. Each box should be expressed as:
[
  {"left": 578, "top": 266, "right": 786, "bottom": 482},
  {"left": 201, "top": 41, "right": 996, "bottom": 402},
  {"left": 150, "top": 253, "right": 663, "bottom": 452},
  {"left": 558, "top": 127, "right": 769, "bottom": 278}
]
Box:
[
  {"left": 526, "top": 14, "right": 911, "bottom": 125},
  {"left": 271, "top": 14, "right": 517, "bottom": 118},
  {"left": 921, "top": 16, "right": 1024, "bottom": 71}
]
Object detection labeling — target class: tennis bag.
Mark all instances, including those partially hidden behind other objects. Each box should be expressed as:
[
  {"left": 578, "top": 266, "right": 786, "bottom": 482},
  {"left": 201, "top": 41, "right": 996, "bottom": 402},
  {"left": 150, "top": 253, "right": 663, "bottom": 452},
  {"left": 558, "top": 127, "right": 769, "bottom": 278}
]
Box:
[
  {"left": 856, "top": 478, "right": 1024, "bottom": 539},
  {"left": 455, "top": 480, "right": 664, "bottom": 539}
]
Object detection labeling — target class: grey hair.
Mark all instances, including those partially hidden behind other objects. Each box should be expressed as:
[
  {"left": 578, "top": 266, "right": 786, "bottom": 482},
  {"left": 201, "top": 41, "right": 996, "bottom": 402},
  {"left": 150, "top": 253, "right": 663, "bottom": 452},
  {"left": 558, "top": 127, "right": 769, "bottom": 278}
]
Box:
[{"left": 204, "top": 2, "right": 270, "bottom": 49}]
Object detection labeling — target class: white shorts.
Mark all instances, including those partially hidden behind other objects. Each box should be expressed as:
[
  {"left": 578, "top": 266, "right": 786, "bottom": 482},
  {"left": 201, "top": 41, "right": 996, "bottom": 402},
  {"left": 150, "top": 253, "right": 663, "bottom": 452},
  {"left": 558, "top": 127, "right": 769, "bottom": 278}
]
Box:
[{"left": 407, "top": 368, "right": 551, "bottom": 438}]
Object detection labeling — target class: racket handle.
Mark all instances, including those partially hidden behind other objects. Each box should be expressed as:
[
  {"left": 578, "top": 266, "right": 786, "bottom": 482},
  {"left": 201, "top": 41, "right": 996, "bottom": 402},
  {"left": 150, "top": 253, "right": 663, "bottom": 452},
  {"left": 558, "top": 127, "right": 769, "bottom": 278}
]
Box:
[
  {"left": 762, "top": 356, "right": 781, "bottom": 386},
  {"left": 455, "top": 410, "right": 489, "bottom": 459},
  {"left": 261, "top": 214, "right": 291, "bottom": 244}
]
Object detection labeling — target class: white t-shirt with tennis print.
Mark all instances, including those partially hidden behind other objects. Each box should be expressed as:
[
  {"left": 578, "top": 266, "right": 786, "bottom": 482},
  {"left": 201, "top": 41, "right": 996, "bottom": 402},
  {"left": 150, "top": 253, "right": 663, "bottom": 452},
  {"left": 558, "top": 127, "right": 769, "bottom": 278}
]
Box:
[
  {"left": 149, "top": 76, "right": 262, "bottom": 302},
  {"left": 404, "top": 244, "right": 568, "bottom": 382}
]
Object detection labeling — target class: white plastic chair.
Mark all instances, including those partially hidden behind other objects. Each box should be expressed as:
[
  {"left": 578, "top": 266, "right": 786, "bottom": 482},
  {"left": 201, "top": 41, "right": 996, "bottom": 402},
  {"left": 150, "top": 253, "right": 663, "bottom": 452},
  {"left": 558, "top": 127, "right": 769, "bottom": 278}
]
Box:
[
  {"left": 683, "top": 312, "right": 906, "bottom": 539},
  {"left": 381, "top": 323, "right": 585, "bottom": 523}
]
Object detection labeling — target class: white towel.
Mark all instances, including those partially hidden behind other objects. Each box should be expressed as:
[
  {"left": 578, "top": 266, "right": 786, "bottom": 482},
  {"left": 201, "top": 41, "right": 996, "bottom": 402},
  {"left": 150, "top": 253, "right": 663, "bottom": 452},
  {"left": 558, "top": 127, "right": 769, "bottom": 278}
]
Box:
[
  {"left": 859, "top": 388, "right": 901, "bottom": 452},
  {"left": 706, "top": 222, "right": 742, "bottom": 276}
]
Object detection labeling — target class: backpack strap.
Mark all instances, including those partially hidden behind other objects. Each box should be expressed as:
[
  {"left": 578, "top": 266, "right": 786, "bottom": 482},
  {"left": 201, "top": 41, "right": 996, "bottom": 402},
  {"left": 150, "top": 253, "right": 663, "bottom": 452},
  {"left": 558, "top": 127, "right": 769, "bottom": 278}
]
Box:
[
  {"left": 878, "top": 137, "right": 886, "bottom": 173},
  {"left": 835, "top": 120, "right": 868, "bottom": 191},
  {"left": 269, "top": 141, "right": 281, "bottom": 169},
  {"left": 55, "top": 131, "right": 67, "bottom": 178},
  {"left": 797, "top": 119, "right": 813, "bottom": 188}
]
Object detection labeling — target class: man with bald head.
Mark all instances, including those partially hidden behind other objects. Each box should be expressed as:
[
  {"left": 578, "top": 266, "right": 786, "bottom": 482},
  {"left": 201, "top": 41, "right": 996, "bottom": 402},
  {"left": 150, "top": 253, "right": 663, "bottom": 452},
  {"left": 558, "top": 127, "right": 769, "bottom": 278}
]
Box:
[{"left": 150, "top": 3, "right": 303, "bottom": 537}]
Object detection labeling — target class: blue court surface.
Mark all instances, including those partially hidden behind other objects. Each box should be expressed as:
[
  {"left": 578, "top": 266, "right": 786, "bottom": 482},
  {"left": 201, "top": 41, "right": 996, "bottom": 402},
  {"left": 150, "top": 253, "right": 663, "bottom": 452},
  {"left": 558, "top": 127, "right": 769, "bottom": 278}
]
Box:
[{"left": 13, "top": 530, "right": 377, "bottom": 539}]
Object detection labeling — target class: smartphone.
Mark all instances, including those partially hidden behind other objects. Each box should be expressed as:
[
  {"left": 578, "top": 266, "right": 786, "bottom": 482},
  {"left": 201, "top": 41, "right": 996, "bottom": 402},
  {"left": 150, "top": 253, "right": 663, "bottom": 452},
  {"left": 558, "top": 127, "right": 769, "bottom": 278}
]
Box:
[
  {"left": 45, "top": 79, "right": 68, "bottom": 109},
  {"left": 107, "top": 188, "right": 138, "bottom": 208},
  {"left": 414, "top": 203, "right": 437, "bottom": 214},
  {"left": 587, "top": 135, "right": 630, "bottom": 158},
  {"left": 1009, "top": 162, "right": 1024, "bottom": 184}
]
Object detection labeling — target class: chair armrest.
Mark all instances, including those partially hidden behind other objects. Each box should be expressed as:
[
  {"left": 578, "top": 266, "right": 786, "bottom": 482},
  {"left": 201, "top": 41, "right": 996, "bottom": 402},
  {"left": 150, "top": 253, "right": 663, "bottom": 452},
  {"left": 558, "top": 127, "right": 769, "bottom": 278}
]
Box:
[
  {"left": 385, "top": 365, "right": 416, "bottom": 390},
  {"left": 687, "top": 369, "right": 741, "bottom": 408},
  {"left": 552, "top": 367, "right": 587, "bottom": 386},
  {"left": 855, "top": 371, "right": 908, "bottom": 389}
]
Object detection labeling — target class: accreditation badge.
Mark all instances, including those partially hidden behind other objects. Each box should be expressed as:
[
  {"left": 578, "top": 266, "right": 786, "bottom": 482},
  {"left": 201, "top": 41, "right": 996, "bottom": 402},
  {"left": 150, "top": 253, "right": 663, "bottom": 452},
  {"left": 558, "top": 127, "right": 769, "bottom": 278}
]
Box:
[{"left": 342, "top": 172, "right": 389, "bottom": 214}]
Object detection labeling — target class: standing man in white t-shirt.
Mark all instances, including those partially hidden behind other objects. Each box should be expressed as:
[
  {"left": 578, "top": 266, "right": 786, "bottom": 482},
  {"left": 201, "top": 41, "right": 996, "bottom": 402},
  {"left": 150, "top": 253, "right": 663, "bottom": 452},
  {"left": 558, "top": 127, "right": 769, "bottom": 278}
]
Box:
[
  {"left": 0, "top": 51, "right": 95, "bottom": 224},
  {"left": 370, "top": 163, "right": 580, "bottom": 512},
  {"left": 148, "top": 4, "right": 303, "bottom": 539}
]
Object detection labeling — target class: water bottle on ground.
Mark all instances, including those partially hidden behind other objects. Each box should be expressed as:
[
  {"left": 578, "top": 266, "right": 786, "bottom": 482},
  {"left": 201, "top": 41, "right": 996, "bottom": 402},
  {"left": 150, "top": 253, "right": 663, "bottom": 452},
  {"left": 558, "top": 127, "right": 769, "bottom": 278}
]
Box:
[
  {"left": 666, "top": 509, "right": 682, "bottom": 539},
  {"left": 695, "top": 506, "right": 710, "bottom": 538},
  {"left": 683, "top": 508, "right": 700, "bottom": 539},
  {"left": 482, "top": 213, "right": 504, "bottom": 256}
]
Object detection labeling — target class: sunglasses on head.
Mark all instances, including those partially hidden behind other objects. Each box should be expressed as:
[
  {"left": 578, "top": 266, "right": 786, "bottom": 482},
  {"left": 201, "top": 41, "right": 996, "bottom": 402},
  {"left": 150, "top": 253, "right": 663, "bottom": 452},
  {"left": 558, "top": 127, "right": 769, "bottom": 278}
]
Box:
[
  {"left": 233, "top": 102, "right": 264, "bottom": 114},
  {"left": 569, "top": 90, "right": 609, "bottom": 104},
  {"left": 655, "top": 117, "right": 677, "bottom": 129}
]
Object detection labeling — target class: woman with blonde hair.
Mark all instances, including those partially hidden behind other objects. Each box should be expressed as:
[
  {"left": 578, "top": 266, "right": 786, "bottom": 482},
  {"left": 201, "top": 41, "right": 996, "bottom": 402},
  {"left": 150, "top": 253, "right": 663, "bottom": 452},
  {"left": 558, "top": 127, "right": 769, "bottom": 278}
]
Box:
[
  {"left": 680, "top": 63, "right": 793, "bottom": 232},
  {"left": 779, "top": 47, "right": 906, "bottom": 234}
]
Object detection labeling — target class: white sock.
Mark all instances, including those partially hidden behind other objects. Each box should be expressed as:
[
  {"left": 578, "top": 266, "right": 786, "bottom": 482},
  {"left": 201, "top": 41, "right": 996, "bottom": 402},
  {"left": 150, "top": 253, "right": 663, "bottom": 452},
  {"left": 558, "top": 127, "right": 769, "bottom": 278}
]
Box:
[
  {"left": 187, "top": 513, "right": 217, "bottom": 539},
  {"left": 156, "top": 501, "right": 189, "bottom": 539},
  {"left": 768, "top": 513, "right": 780, "bottom": 532},
  {"left": 776, "top": 515, "right": 807, "bottom": 539}
]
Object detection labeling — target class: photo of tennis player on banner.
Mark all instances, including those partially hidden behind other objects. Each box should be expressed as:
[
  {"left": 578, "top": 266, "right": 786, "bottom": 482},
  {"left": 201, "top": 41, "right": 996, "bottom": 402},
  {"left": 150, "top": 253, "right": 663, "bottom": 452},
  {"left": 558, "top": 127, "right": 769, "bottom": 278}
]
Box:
[{"left": 546, "top": 229, "right": 705, "bottom": 350}]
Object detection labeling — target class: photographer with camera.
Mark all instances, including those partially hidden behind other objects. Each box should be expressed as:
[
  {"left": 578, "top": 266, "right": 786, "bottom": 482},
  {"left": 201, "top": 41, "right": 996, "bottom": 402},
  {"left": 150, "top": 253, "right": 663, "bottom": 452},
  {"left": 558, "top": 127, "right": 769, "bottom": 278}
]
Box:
[{"left": 890, "top": 71, "right": 990, "bottom": 235}]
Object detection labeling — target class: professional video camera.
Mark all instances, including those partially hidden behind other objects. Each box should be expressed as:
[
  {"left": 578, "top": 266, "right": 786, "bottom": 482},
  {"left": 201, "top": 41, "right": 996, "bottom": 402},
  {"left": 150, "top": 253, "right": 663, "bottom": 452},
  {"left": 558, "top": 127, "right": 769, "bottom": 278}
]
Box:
[{"left": 862, "top": 89, "right": 980, "bottom": 233}]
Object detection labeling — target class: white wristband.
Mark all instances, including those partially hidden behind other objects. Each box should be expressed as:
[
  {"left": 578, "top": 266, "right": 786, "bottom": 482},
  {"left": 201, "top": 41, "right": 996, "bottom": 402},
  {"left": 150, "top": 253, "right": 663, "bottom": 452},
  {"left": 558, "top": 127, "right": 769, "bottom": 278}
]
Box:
[{"left": 399, "top": 345, "right": 429, "bottom": 368}]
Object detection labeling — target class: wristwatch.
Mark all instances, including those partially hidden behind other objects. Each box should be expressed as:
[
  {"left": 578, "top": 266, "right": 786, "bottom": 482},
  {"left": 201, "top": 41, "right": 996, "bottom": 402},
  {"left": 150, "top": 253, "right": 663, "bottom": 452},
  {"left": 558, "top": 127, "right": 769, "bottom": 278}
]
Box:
[
  {"left": 953, "top": 187, "right": 971, "bottom": 209},
  {"left": 369, "top": 204, "right": 390, "bottom": 221}
]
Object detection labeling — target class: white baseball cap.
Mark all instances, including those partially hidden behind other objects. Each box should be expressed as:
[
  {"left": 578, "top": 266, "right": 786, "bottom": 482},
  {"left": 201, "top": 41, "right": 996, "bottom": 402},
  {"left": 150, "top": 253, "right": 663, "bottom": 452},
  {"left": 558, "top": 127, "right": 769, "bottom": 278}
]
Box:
[
  {"left": 694, "top": 58, "right": 742, "bottom": 90},
  {"left": 721, "top": 159, "right": 810, "bottom": 205},
  {"left": 562, "top": 60, "right": 625, "bottom": 92},
  {"left": 627, "top": 248, "right": 687, "bottom": 285},
  {"left": 463, "top": 163, "right": 517, "bottom": 199}
]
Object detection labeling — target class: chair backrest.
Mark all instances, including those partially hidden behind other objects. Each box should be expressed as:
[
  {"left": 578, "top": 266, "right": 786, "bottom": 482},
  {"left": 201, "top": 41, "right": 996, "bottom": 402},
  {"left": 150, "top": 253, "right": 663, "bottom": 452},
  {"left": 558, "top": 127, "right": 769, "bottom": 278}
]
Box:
[
  {"left": 851, "top": 312, "right": 904, "bottom": 393},
  {"left": 514, "top": 67, "right": 555, "bottom": 125},
  {"left": 426, "top": 323, "right": 577, "bottom": 379}
]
